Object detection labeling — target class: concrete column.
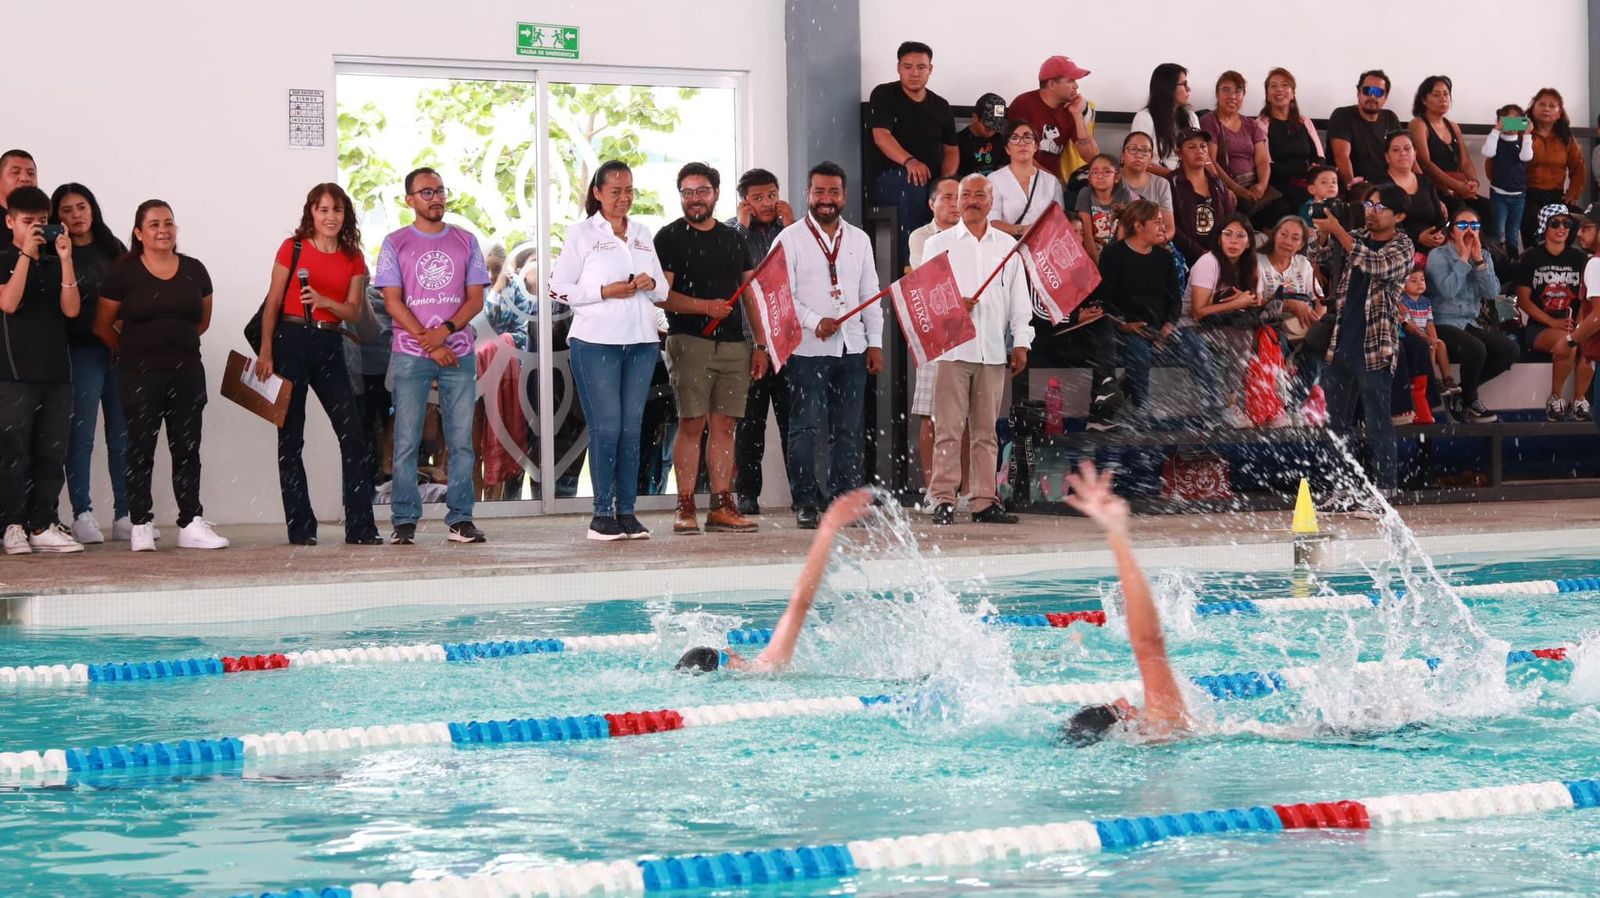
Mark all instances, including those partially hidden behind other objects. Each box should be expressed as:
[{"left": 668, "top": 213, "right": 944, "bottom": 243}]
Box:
[{"left": 785, "top": 0, "right": 862, "bottom": 224}]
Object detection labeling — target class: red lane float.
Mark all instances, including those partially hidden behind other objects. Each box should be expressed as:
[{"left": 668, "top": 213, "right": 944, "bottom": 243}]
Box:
[{"left": 1273, "top": 800, "right": 1371, "bottom": 830}]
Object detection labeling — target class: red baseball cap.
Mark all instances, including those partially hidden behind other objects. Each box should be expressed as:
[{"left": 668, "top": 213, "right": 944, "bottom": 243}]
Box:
[{"left": 1038, "top": 56, "right": 1091, "bottom": 82}]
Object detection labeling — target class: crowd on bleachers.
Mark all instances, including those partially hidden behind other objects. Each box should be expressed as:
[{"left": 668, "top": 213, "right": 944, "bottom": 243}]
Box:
[{"left": 4, "top": 44, "right": 1598, "bottom": 552}]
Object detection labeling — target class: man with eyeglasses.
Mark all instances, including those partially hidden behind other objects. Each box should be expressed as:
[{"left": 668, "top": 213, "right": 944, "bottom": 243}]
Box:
[
  {"left": 1312, "top": 183, "right": 1414, "bottom": 514},
  {"left": 1328, "top": 71, "right": 1402, "bottom": 187},
  {"left": 374, "top": 167, "right": 491, "bottom": 545},
  {"left": 655, "top": 163, "right": 765, "bottom": 535},
  {"left": 866, "top": 40, "right": 958, "bottom": 267},
  {"left": 728, "top": 168, "right": 793, "bottom": 517}
]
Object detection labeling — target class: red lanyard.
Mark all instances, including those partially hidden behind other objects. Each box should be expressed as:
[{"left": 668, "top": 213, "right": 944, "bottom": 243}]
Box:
[{"left": 804, "top": 216, "right": 843, "bottom": 297}]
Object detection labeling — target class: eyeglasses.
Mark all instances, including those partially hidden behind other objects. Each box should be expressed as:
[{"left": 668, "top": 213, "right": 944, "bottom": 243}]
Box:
[
  {"left": 679, "top": 186, "right": 716, "bottom": 198},
  {"left": 1362, "top": 200, "right": 1390, "bottom": 212},
  {"left": 1452, "top": 221, "right": 1482, "bottom": 232},
  {"left": 1361, "top": 86, "right": 1387, "bottom": 98},
  {"left": 411, "top": 187, "right": 450, "bottom": 200},
  {"left": 1124, "top": 146, "right": 1152, "bottom": 157},
  {"left": 1177, "top": 81, "right": 1190, "bottom": 89},
  {"left": 1007, "top": 133, "right": 1037, "bottom": 145}
]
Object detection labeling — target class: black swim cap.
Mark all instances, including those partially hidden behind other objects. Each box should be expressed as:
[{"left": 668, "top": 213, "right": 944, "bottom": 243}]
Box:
[
  {"left": 1060, "top": 703, "right": 1120, "bottom": 747},
  {"left": 675, "top": 647, "right": 720, "bottom": 672}
]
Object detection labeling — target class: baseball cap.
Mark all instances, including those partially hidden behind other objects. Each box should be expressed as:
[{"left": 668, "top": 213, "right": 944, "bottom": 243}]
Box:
[
  {"left": 1569, "top": 203, "right": 1599, "bottom": 226},
  {"left": 1177, "top": 127, "right": 1212, "bottom": 145},
  {"left": 973, "top": 93, "right": 1007, "bottom": 131},
  {"left": 1038, "top": 55, "right": 1091, "bottom": 83}
]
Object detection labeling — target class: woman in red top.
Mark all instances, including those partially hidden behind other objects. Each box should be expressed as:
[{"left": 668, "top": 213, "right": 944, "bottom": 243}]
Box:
[{"left": 255, "top": 183, "right": 379, "bottom": 546}]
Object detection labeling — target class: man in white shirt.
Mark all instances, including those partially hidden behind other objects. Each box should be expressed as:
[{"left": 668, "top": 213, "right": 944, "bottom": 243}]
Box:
[
  {"left": 770, "top": 162, "right": 886, "bottom": 530},
  {"left": 922, "top": 174, "right": 1033, "bottom": 525}
]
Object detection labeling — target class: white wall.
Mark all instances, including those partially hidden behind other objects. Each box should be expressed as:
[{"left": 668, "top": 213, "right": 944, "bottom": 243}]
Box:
[
  {"left": 7, "top": 0, "right": 787, "bottom": 525},
  {"left": 860, "top": 1, "right": 1590, "bottom": 125}
]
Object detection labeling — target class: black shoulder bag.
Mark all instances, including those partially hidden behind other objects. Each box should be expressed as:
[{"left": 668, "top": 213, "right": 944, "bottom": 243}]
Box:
[{"left": 244, "top": 240, "right": 301, "bottom": 353}]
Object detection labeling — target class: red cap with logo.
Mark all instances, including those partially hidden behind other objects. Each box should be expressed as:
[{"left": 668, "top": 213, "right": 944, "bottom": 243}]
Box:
[{"left": 1038, "top": 56, "right": 1091, "bottom": 82}]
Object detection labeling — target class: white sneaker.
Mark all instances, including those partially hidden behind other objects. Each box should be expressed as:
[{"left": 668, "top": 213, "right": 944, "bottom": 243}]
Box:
[
  {"left": 130, "top": 523, "right": 156, "bottom": 552},
  {"left": 113, "top": 516, "right": 160, "bottom": 541},
  {"left": 29, "top": 523, "right": 84, "bottom": 554},
  {"left": 914, "top": 492, "right": 938, "bottom": 515},
  {"left": 72, "top": 512, "right": 105, "bottom": 545},
  {"left": 4, "top": 524, "right": 31, "bottom": 555},
  {"left": 177, "top": 519, "right": 229, "bottom": 549}
]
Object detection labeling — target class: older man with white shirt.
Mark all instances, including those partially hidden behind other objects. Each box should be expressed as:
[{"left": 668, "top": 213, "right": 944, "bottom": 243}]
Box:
[
  {"left": 922, "top": 173, "right": 1033, "bottom": 525},
  {"left": 770, "top": 161, "right": 886, "bottom": 530}
]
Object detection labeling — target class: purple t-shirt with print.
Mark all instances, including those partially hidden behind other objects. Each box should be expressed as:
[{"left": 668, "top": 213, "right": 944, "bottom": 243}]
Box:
[{"left": 372, "top": 224, "right": 490, "bottom": 358}]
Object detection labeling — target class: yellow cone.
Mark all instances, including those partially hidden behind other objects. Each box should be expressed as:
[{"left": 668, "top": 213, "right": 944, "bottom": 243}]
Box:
[{"left": 1291, "top": 478, "right": 1319, "bottom": 534}]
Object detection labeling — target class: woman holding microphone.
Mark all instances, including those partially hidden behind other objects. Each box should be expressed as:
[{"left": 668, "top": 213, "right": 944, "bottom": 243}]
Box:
[
  {"left": 254, "top": 183, "right": 379, "bottom": 546},
  {"left": 550, "top": 160, "right": 670, "bottom": 542}
]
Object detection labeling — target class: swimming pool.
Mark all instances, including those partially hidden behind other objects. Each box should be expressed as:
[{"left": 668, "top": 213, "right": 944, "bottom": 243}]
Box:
[{"left": 2, "top": 531, "right": 1598, "bottom": 897}]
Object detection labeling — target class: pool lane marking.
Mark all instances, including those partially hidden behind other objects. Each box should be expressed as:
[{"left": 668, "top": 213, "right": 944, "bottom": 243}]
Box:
[
  {"left": 0, "top": 648, "right": 1573, "bottom": 787},
  {"left": 224, "top": 777, "right": 1600, "bottom": 897}
]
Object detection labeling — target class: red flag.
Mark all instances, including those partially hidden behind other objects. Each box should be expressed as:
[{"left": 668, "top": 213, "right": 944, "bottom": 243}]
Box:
[
  {"left": 747, "top": 243, "right": 803, "bottom": 371},
  {"left": 1018, "top": 203, "right": 1100, "bottom": 325},
  {"left": 890, "top": 251, "right": 976, "bottom": 367}
]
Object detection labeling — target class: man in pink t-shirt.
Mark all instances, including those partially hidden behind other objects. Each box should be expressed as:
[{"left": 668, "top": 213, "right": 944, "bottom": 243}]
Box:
[{"left": 1008, "top": 56, "right": 1099, "bottom": 182}]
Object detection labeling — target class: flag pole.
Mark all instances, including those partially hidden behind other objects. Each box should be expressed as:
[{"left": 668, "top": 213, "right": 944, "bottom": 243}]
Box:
[
  {"left": 700, "top": 251, "right": 776, "bottom": 337},
  {"left": 834, "top": 283, "right": 894, "bottom": 324}
]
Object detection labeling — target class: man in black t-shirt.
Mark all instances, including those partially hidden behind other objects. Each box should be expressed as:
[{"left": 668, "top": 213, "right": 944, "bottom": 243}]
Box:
[
  {"left": 0, "top": 186, "right": 84, "bottom": 554},
  {"left": 655, "top": 163, "right": 766, "bottom": 535},
  {"left": 956, "top": 92, "right": 1009, "bottom": 177},
  {"left": 1327, "top": 71, "right": 1401, "bottom": 187},
  {"left": 866, "top": 40, "right": 958, "bottom": 267},
  {"left": 0, "top": 150, "right": 38, "bottom": 220}
]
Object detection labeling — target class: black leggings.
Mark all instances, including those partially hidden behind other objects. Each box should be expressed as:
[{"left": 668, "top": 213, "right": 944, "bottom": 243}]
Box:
[
  {"left": 1435, "top": 324, "right": 1520, "bottom": 405},
  {"left": 122, "top": 363, "right": 206, "bottom": 527}
]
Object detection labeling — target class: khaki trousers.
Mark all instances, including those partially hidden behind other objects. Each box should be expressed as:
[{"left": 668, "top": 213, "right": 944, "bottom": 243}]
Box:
[{"left": 930, "top": 360, "right": 1004, "bottom": 511}]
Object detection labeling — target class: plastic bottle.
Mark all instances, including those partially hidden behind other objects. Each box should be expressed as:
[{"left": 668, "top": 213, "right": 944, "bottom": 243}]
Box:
[{"left": 1044, "top": 377, "right": 1065, "bottom": 434}]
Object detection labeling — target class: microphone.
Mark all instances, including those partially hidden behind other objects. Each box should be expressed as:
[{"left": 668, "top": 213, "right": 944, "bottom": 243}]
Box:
[{"left": 296, "top": 268, "right": 311, "bottom": 290}]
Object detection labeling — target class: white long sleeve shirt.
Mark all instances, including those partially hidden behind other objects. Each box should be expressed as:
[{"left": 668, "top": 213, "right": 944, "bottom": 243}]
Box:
[
  {"left": 1481, "top": 129, "right": 1536, "bottom": 195},
  {"left": 548, "top": 213, "right": 669, "bottom": 345},
  {"left": 921, "top": 221, "right": 1034, "bottom": 364},
  {"left": 769, "top": 215, "right": 884, "bottom": 357}
]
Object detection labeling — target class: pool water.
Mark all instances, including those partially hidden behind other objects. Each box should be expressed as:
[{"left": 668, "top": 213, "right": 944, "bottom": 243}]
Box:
[{"left": 2, "top": 540, "right": 1599, "bottom": 897}]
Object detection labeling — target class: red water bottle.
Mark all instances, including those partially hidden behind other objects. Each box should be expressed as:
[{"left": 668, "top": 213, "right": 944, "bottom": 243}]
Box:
[{"left": 1045, "top": 376, "right": 1065, "bottom": 435}]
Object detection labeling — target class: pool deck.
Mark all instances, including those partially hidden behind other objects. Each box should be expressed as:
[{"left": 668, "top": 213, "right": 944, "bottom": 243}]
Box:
[{"left": 4, "top": 499, "right": 1599, "bottom": 628}]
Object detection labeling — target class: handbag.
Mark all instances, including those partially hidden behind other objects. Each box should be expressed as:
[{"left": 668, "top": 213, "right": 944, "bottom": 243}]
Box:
[
  {"left": 244, "top": 240, "right": 302, "bottom": 353},
  {"left": 1199, "top": 286, "right": 1260, "bottom": 329}
]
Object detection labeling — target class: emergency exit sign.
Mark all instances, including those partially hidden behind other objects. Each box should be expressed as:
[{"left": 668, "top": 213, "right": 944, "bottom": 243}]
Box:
[{"left": 517, "top": 22, "right": 580, "bottom": 59}]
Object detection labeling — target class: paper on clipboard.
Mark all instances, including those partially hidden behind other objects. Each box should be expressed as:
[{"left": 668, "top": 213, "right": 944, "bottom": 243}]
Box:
[
  {"left": 220, "top": 349, "right": 293, "bottom": 427},
  {"left": 239, "top": 363, "right": 285, "bottom": 403}
]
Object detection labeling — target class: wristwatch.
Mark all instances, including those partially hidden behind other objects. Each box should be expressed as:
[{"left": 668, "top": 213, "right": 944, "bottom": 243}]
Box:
[
  {"left": 443, "top": 320, "right": 459, "bottom": 334},
  {"left": 754, "top": 343, "right": 767, "bottom": 351},
  {"left": 1566, "top": 333, "right": 1578, "bottom": 347}
]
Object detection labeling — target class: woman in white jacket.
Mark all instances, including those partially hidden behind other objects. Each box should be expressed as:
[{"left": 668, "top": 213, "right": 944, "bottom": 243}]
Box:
[{"left": 549, "top": 161, "right": 669, "bottom": 541}]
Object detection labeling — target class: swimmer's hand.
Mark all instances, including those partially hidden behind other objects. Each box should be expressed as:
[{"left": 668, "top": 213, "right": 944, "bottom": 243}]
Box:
[
  {"left": 819, "top": 488, "right": 874, "bottom": 533},
  {"left": 1063, "top": 461, "right": 1129, "bottom": 537}
]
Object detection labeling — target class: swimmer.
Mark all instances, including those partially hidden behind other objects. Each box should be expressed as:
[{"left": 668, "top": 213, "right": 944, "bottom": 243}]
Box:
[
  {"left": 1059, "top": 461, "right": 1190, "bottom": 746},
  {"left": 676, "top": 488, "right": 876, "bottom": 673}
]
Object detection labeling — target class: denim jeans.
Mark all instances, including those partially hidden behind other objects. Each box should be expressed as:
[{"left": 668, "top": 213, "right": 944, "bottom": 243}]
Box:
[
  {"left": 568, "top": 338, "right": 659, "bottom": 517},
  {"left": 1489, "top": 191, "right": 1525, "bottom": 255},
  {"left": 390, "top": 351, "right": 477, "bottom": 526},
  {"left": 1321, "top": 356, "right": 1396, "bottom": 491},
  {"left": 872, "top": 167, "right": 933, "bottom": 267},
  {"left": 66, "top": 343, "right": 128, "bottom": 519},
  {"left": 1117, "top": 327, "right": 1222, "bottom": 414},
  {"left": 272, "top": 324, "right": 376, "bottom": 542},
  {"left": 784, "top": 352, "right": 868, "bottom": 509}
]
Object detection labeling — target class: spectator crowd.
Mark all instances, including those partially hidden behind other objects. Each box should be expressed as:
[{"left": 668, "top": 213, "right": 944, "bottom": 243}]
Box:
[{"left": 3, "top": 44, "right": 1598, "bottom": 551}]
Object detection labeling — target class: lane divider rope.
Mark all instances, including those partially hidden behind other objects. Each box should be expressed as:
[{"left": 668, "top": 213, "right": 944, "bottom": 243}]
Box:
[{"left": 225, "top": 777, "right": 1600, "bottom": 897}]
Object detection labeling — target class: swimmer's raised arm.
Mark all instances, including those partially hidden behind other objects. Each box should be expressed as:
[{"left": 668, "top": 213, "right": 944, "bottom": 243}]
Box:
[
  {"left": 1064, "top": 462, "right": 1188, "bottom": 735},
  {"left": 737, "top": 489, "right": 876, "bottom": 674}
]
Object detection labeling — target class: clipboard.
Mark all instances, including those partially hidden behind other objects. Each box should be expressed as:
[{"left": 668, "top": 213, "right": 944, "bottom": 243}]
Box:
[{"left": 220, "top": 349, "right": 293, "bottom": 427}]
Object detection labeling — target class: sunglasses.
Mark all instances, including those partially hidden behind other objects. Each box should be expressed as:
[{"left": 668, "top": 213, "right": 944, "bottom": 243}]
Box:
[
  {"left": 1362, "top": 200, "right": 1391, "bottom": 212},
  {"left": 1361, "top": 86, "right": 1387, "bottom": 98},
  {"left": 1548, "top": 218, "right": 1573, "bottom": 229},
  {"left": 1452, "top": 221, "right": 1482, "bottom": 232}
]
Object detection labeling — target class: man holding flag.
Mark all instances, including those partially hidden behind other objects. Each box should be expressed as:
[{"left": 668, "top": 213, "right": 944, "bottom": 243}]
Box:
[
  {"left": 921, "top": 174, "right": 1032, "bottom": 525},
  {"left": 771, "top": 162, "right": 885, "bottom": 530}
]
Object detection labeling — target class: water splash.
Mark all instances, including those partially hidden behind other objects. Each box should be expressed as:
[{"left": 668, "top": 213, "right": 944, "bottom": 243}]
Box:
[
  {"left": 1099, "top": 568, "right": 1202, "bottom": 643},
  {"left": 1563, "top": 634, "right": 1600, "bottom": 704}
]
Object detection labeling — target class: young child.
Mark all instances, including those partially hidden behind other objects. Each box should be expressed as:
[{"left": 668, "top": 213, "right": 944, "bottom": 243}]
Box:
[
  {"left": 1074, "top": 153, "right": 1133, "bottom": 265},
  {"left": 1398, "top": 258, "right": 1459, "bottom": 425},
  {"left": 1483, "top": 103, "right": 1535, "bottom": 255},
  {"left": 1297, "top": 165, "right": 1342, "bottom": 227}
]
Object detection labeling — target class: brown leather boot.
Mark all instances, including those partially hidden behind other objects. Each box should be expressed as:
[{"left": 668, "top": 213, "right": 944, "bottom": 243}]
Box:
[
  {"left": 674, "top": 494, "right": 700, "bottom": 535},
  {"left": 705, "top": 491, "right": 758, "bottom": 532}
]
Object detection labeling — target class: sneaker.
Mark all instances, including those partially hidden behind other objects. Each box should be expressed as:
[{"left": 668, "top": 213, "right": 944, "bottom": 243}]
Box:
[
  {"left": 1089, "top": 379, "right": 1124, "bottom": 420},
  {"left": 4, "top": 524, "right": 31, "bottom": 555},
  {"left": 1546, "top": 396, "right": 1571, "bottom": 422},
  {"left": 795, "top": 506, "right": 820, "bottom": 530},
  {"left": 1391, "top": 411, "right": 1415, "bottom": 426},
  {"left": 448, "top": 521, "right": 487, "bottom": 544},
  {"left": 71, "top": 512, "right": 104, "bottom": 545},
  {"left": 1224, "top": 406, "right": 1252, "bottom": 429},
  {"left": 617, "top": 514, "right": 651, "bottom": 540},
  {"left": 587, "top": 515, "right": 627, "bottom": 541},
  {"left": 130, "top": 522, "right": 157, "bottom": 552},
  {"left": 914, "top": 492, "right": 939, "bottom": 515},
  {"left": 1440, "top": 377, "right": 1462, "bottom": 398},
  {"left": 177, "top": 519, "right": 229, "bottom": 549},
  {"left": 971, "top": 503, "right": 1019, "bottom": 524},
  {"left": 111, "top": 516, "right": 159, "bottom": 541},
  {"left": 390, "top": 523, "right": 416, "bottom": 545},
  {"left": 931, "top": 502, "right": 956, "bottom": 525},
  {"left": 1464, "top": 400, "right": 1498, "bottom": 424},
  {"left": 345, "top": 534, "right": 384, "bottom": 546},
  {"left": 29, "top": 523, "right": 84, "bottom": 554},
  {"left": 1576, "top": 398, "right": 1593, "bottom": 421}
]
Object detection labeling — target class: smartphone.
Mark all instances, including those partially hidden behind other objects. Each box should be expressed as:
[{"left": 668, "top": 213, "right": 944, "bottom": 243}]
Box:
[
  {"left": 40, "top": 224, "right": 64, "bottom": 243},
  {"left": 1500, "top": 116, "right": 1530, "bottom": 133}
]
